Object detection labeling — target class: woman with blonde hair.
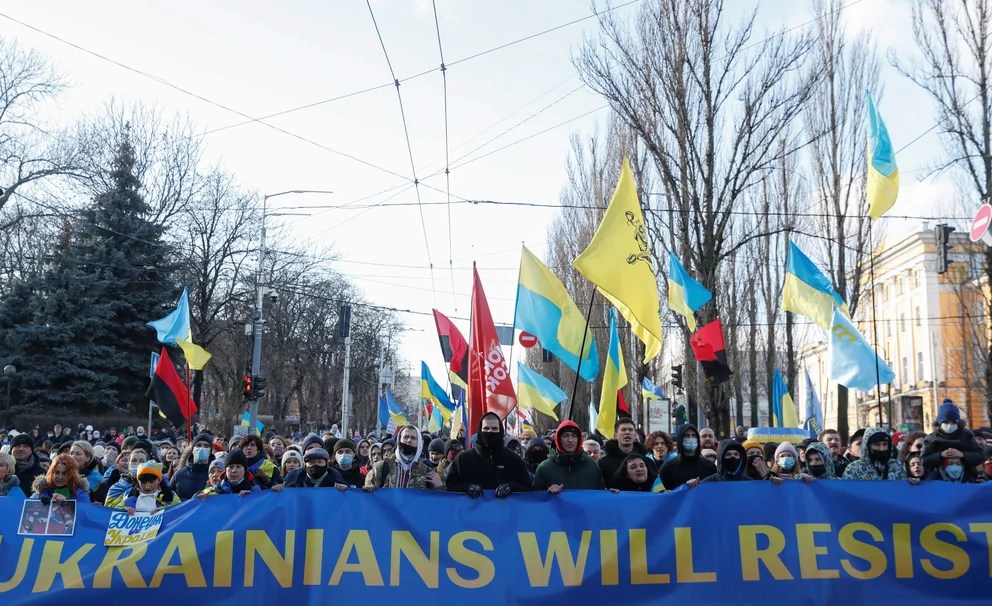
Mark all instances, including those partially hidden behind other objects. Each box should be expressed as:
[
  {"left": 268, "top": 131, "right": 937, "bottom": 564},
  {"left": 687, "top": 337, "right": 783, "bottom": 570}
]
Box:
[{"left": 0, "top": 452, "right": 26, "bottom": 498}]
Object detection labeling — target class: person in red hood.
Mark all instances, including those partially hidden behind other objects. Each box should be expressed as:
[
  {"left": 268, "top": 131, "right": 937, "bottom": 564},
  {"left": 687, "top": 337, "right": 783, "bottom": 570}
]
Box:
[{"left": 533, "top": 420, "right": 605, "bottom": 493}]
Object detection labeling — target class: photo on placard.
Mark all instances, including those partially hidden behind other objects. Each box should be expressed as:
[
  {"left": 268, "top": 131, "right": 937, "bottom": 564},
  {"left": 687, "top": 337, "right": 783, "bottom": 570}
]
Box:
[
  {"left": 17, "top": 500, "right": 51, "bottom": 535},
  {"left": 46, "top": 500, "right": 77, "bottom": 536}
]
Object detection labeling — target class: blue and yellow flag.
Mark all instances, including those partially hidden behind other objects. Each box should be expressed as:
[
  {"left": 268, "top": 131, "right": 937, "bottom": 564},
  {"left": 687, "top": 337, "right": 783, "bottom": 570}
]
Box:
[
  {"left": 829, "top": 308, "right": 895, "bottom": 391},
  {"left": 384, "top": 389, "right": 409, "bottom": 427},
  {"left": 641, "top": 376, "right": 664, "bottom": 401},
  {"left": 771, "top": 368, "right": 799, "bottom": 429},
  {"left": 803, "top": 368, "right": 823, "bottom": 438},
  {"left": 146, "top": 287, "right": 212, "bottom": 370},
  {"left": 781, "top": 240, "right": 850, "bottom": 330},
  {"left": 668, "top": 252, "right": 712, "bottom": 332},
  {"left": 420, "top": 362, "right": 454, "bottom": 426},
  {"left": 596, "top": 308, "right": 628, "bottom": 437},
  {"left": 515, "top": 245, "right": 599, "bottom": 380},
  {"left": 574, "top": 158, "right": 662, "bottom": 363},
  {"left": 516, "top": 362, "right": 566, "bottom": 421},
  {"left": 866, "top": 92, "right": 899, "bottom": 220},
  {"left": 240, "top": 411, "right": 264, "bottom": 433}
]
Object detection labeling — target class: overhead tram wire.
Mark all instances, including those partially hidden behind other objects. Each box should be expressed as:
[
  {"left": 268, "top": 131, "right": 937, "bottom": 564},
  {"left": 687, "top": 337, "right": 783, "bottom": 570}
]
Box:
[
  {"left": 431, "top": 0, "right": 457, "bottom": 311},
  {"left": 366, "top": 0, "right": 438, "bottom": 307}
]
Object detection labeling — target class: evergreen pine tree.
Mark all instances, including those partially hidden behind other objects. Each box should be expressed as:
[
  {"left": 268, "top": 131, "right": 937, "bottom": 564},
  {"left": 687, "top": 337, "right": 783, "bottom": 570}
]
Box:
[{"left": 1, "top": 139, "right": 178, "bottom": 414}]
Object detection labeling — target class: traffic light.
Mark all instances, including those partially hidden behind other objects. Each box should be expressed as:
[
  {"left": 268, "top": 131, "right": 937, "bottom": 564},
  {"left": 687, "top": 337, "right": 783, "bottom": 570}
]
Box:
[
  {"left": 935, "top": 224, "right": 955, "bottom": 274},
  {"left": 242, "top": 374, "right": 253, "bottom": 399},
  {"left": 338, "top": 303, "right": 352, "bottom": 338},
  {"left": 671, "top": 364, "right": 683, "bottom": 389},
  {"left": 253, "top": 376, "right": 268, "bottom": 399}
]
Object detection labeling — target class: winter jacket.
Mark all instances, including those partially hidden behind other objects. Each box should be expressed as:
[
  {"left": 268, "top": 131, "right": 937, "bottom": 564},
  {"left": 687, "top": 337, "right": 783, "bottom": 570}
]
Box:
[
  {"left": 611, "top": 453, "right": 660, "bottom": 492},
  {"left": 93, "top": 468, "right": 121, "bottom": 505},
  {"left": 14, "top": 453, "right": 45, "bottom": 493},
  {"left": 30, "top": 476, "right": 91, "bottom": 503},
  {"left": 660, "top": 424, "right": 717, "bottom": 490},
  {"left": 0, "top": 476, "right": 25, "bottom": 499},
  {"left": 172, "top": 462, "right": 211, "bottom": 500},
  {"left": 287, "top": 467, "right": 345, "bottom": 488},
  {"left": 106, "top": 486, "right": 182, "bottom": 510},
  {"left": 333, "top": 464, "right": 366, "bottom": 488},
  {"left": 201, "top": 477, "right": 260, "bottom": 496},
  {"left": 701, "top": 440, "right": 748, "bottom": 482},
  {"left": 921, "top": 428, "right": 984, "bottom": 482},
  {"left": 446, "top": 413, "right": 532, "bottom": 493},
  {"left": 842, "top": 427, "right": 906, "bottom": 481},
  {"left": 532, "top": 421, "right": 605, "bottom": 490},
  {"left": 364, "top": 455, "right": 444, "bottom": 490},
  {"left": 598, "top": 440, "right": 657, "bottom": 489},
  {"left": 245, "top": 454, "right": 282, "bottom": 488}
]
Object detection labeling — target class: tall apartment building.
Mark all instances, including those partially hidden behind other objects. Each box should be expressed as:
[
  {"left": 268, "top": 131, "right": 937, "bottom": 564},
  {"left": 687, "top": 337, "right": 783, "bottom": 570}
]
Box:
[{"left": 800, "top": 224, "right": 989, "bottom": 434}]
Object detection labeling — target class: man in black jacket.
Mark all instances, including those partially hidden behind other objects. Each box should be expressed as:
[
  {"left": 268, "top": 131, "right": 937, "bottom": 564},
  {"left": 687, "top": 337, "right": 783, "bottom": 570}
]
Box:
[
  {"left": 171, "top": 433, "right": 215, "bottom": 500},
  {"left": 701, "top": 439, "right": 748, "bottom": 482},
  {"left": 659, "top": 423, "right": 717, "bottom": 490},
  {"left": 11, "top": 433, "right": 45, "bottom": 491},
  {"left": 598, "top": 417, "right": 656, "bottom": 489},
  {"left": 446, "top": 412, "right": 531, "bottom": 498}
]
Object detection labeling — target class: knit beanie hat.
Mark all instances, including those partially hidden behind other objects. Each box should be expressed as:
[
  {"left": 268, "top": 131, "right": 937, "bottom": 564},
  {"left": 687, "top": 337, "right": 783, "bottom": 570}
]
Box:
[
  {"left": 121, "top": 435, "right": 140, "bottom": 450},
  {"left": 428, "top": 438, "right": 445, "bottom": 454},
  {"left": 774, "top": 442, "right": 799, "bottom": 461},
  {"left": 225, "top": 449, "right": 248, "bottom": 469},
  {"left": 303, "top": 448, "right": 330, "bottom": 462},
  {"left": 333, "top": 438, "right": 356, "bottom": 454},
  {"left": 191, "top": 433, "right": 213, "bottom": 447},
  {"left": 741, "top": 439, "right": 762, "bottom": 453},
  {"left": 281, "top": 450, "right": 303, "bottom": 467},
  {"left": 11, "top": 433, "right": 34, "bottom": 450},
  {"left": 936, "top": 400, "right": 961, "bottom": 424},
  {"left": 136, "top": 461, "right": 164, "bottom": 481}
]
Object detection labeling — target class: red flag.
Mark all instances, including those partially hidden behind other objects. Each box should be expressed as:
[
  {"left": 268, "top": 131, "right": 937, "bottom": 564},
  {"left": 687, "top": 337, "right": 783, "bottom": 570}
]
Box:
[
  {"left": 690, "top": 319, "right": 733, "bottom": 386},
  {"left": 617, "top": 389, "right": 630, "bottom": 416},
  {"left": 432, "top": 309, "right": 469, "bottom": 397},
  {"left": 468, "top": 265, "right": 517, "bottom": 443},
  {"left": 146, "top": 347, "right": 198, "bottom": 427}
]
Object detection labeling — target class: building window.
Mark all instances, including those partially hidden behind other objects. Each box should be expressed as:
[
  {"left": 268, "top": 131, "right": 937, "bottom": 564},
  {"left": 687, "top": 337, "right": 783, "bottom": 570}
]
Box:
[
  {"left": 910, "top": 270, "right": 919, "bottom": 289},
  {"left": 900, "top": 313, "right": 907, "bottom": 332},
  {"left": 915, "top": 306, "right": 921, "bottom": 327},
  {"left": 902, "top": 356, "right": 909, "bottom": 384},
  {"left": 917, "top": 352, "right": 924, "bottom": 378}
]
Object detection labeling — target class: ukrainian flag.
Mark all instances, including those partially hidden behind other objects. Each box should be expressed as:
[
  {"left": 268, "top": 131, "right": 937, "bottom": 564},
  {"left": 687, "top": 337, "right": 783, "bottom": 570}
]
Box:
[
  {"left": 781, "top": 240, "right": 850, "bottom": 330},
  {"left": 516, "top": 362, "right": 566, "bottom": 421},
  {"left": 771, "top": 369, "right": 799, "bottom": 429},
  {"left": 641, "top": 376, "right": 664, "bottom": 401},
  {"left": 515, "top": 245, "right": 598, "bottom": 381},
  {"left": 866, "top": 91, "right": 899, "bottom": 220},
  {"left": 574, "top": 158, "right": 662, "bottom": 363},
  {"left": 596, "top": 308, "right": 628, "bottom": 438},
  {"left": 668, "top": 252, "right": 712, "bottom": 332},
  {"left": 420, "top": 362, "right": 454, "bottom": 425},
  {"left": 384, "top": 389, "right": 409, "bottom": 427}
]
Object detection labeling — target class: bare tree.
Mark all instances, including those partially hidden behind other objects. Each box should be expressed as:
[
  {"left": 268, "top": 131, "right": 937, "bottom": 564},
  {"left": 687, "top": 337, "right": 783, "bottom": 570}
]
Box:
[
  {"left": 0, "top": 38, "right": 85, "bottom": 214},
  {"left": 575, "top": 0, "right": 817, "bottom": 433},
  {"left": 895, "top": 0, "right": 992, "bottom": 420}
]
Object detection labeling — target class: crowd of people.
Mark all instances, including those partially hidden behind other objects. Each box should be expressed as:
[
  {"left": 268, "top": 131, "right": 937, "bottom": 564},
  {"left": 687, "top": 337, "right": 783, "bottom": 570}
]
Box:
[{"left": 1, "top": 398, "right": 990, "bottom": 509}]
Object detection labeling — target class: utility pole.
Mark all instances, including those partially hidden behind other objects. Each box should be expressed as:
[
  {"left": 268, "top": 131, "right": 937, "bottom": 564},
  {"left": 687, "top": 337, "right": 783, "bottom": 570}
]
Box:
[
  {"left": 248, "top": 189, "right": 331, "bottom": 435},
  {"left": 339, "top": 303, "right": 353, "bottom": 437}
]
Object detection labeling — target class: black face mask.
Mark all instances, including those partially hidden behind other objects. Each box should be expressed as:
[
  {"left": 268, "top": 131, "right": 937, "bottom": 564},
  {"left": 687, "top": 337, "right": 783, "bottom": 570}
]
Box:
[
  {"left": 746, "top": 454, "right": 763, "bottom": 470},
  {"left": 722, "top": 457, "right": 744, "bottom": 475},
  {"left": 480, "top": 432, "right": 503, "bottom": 450},
  {"left": 306, "top": 465, "right": 326, "bottom": 479},
  {"left": 867, "top": 441, "right": 889, "bottom": 463},
  {"left": 399, "top": 442, "right": 417, "bottom": 456},
  {"left": 808, "top": 463, "right": 827, "bottom": 477},
  {"left": 526, "top": 449, "right": 548, "bottom": 466}
]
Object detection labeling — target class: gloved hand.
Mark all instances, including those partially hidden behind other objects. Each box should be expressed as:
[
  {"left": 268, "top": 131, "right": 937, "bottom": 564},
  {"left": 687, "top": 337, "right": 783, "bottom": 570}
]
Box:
[
  {"left": 467, "top": 484, "right": 483, "bottom": 498},
  {"left": 495, "top": 483, "right": 512, "bottom": 498}
]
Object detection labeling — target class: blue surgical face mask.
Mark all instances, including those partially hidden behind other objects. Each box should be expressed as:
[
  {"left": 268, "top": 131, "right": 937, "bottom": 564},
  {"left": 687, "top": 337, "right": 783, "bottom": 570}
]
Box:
[
  {"left": 129, "top": 465, "right": 140, "bottom": 477},
  {"left": 940, "top": 422, "right": 958, "bottom": 434},
  {"left": 778, "top": 456, "right": 795, "bottom": 471},
  {"left": 945, "top": 464, "right": 963, "bottom": 480},
  {"left": 336, "top": 453, "right": 354, "bottom": 468},
  {"left": 682, "top": 438, "right": 698, "bottom": 453},
  {"left": 193, "top": 447, "right": 210, "bottom": 463}
]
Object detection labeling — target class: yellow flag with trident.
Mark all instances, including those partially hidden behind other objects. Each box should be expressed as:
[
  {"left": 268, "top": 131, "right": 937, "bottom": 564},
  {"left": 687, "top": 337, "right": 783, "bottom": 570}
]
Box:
[{"left": 574, "top": 158, "right": 662, "bottom": 362}]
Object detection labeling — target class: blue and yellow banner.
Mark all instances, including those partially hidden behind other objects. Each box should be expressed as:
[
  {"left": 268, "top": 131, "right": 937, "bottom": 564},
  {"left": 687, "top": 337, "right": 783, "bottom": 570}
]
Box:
[{"left": 1, "top": 483, "right": 991, "bottom": 604}]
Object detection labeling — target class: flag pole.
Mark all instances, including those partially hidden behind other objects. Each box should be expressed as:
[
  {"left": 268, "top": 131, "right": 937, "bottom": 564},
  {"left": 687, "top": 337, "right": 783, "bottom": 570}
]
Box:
[
  {"left": 184, "top": 362, "right": 193, "bottom": 443},
  {"left": 867, "top": 221, "right": 884, "bottom": 426},
  {"left": 567, "top": 289, "right": 597, "bottom": 421}
]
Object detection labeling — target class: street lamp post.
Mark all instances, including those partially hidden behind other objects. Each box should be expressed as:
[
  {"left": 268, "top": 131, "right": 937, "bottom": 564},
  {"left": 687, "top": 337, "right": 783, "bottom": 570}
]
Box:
[{"left": 248, "top": 190, "right": 332, "bottom": 435}]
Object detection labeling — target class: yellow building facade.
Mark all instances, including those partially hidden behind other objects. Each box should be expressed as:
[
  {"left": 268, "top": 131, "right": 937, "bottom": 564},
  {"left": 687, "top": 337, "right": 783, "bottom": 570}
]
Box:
[{"left": 801, "top": 224, "right": 989, "bottom": 435}]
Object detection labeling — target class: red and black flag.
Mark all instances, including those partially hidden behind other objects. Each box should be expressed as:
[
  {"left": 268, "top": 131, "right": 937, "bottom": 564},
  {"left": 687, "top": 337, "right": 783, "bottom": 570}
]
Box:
[
  {"left": 690, "top": 319, "right": 733, "bottom": 386},
  {"left": 617, "top": 388, "right": 631, "bottom": 417},
  {"left": 146, "top": 347, "right": 197, "bottom": 427},
  {"left": 432, "top": 309, "right": 469, "bottom": 397}
]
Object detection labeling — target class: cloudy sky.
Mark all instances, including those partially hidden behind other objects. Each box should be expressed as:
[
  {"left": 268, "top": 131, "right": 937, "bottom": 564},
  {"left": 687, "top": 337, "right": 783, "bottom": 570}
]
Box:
[{"left": 0, "top": 0, "right": 963, "bottom": 387}]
